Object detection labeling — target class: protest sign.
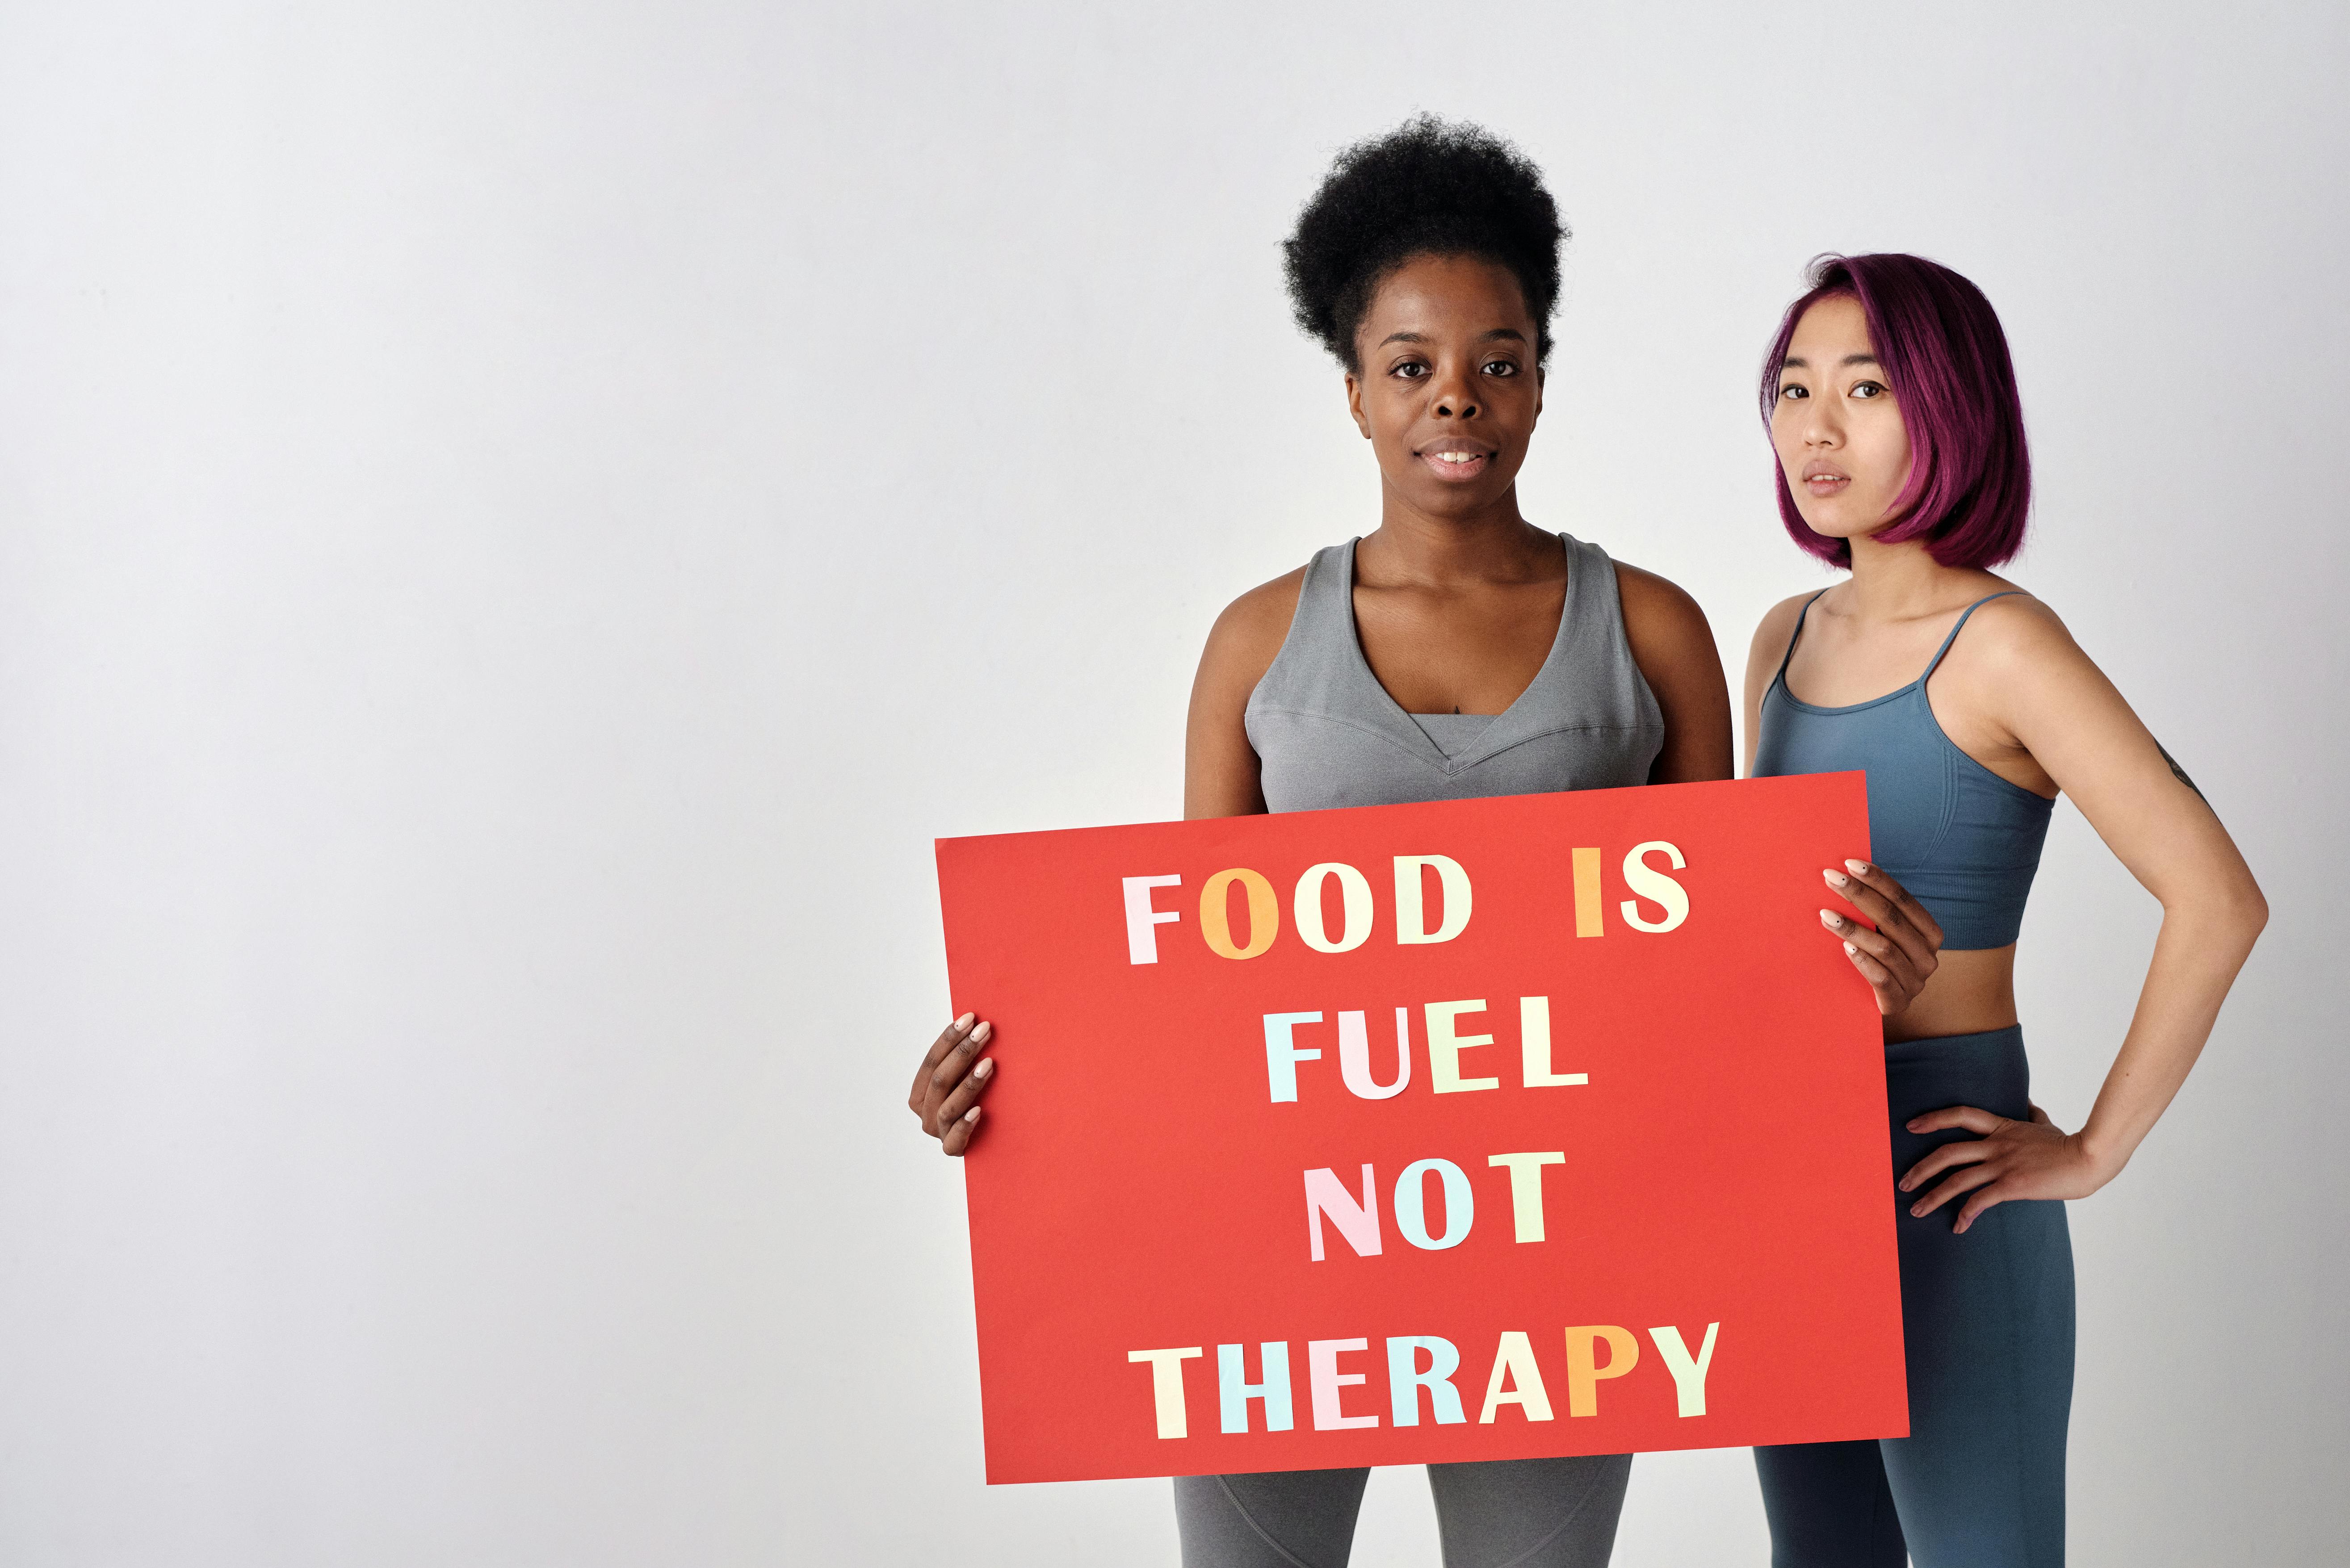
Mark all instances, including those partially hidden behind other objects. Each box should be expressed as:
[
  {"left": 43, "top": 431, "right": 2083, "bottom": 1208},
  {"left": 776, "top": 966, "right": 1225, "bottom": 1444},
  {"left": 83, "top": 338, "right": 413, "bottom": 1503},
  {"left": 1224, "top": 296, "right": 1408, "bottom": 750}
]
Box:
[{"left": 934, "top": 774, "right": 1903, "bottom": 1484}]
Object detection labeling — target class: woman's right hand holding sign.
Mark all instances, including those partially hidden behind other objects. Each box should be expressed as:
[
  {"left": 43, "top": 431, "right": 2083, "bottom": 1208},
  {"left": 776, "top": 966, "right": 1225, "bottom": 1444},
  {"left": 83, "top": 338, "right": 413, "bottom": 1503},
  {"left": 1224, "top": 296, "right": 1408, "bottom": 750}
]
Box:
[{"left": 1818, "top": 859, "right": 1945, "bottom": 1015}]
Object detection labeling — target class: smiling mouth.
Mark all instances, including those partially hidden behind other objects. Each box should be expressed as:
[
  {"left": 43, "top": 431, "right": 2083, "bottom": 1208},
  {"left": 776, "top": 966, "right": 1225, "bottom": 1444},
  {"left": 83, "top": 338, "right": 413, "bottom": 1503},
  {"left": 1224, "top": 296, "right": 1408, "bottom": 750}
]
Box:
[
  {"left": 1802, "top": 465, "right": 1851, "bottom": 495},
  {"left": 1419, "top": 448, "right": 1493, "bottom": 479}
]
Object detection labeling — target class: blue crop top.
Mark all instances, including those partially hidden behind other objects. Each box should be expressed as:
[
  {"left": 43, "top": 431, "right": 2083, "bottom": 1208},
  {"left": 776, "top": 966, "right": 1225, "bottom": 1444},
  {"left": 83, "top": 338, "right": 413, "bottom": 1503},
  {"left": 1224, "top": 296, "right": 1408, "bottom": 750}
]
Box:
[{"left": 1753, "top": 591, "right": 2054, "bottom": 951}]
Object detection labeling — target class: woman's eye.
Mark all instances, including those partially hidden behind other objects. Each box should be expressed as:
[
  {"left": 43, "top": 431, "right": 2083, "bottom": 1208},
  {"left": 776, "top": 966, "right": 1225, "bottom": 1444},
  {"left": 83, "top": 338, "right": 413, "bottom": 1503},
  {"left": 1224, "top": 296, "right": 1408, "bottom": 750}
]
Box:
[
  {"left": 1482, "top": 359, "right": 1518, "bottom": 377},
  {"left": 1392, "top": 361, "right": 1429, "bottom": 380},
  {"left": 1851, "top": 380, "right": 1887, "bottom": 399},
  {"left": 1779, "top": 384, "right": 1807, "bottom": 401}
]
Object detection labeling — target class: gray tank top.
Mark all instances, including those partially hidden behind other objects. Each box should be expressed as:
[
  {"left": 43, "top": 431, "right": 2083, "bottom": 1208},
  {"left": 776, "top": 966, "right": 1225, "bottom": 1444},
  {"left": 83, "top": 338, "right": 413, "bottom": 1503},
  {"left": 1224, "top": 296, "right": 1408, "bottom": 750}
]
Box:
[{"left": 1245, "top": 532, "right": 1665, "bottom": 812}]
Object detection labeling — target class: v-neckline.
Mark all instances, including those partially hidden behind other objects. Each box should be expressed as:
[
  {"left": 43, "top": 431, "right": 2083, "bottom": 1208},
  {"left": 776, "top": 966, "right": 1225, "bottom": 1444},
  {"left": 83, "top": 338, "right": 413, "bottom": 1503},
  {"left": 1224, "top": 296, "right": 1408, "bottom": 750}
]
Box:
[{"left": 1335, "top": 533, "right": 1576, "bottom": 774}]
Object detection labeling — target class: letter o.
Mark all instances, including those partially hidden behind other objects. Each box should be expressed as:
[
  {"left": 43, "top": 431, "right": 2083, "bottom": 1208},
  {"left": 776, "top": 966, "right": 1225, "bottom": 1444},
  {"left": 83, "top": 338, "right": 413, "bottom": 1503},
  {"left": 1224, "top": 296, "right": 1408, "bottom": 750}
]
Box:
[
  {"left": 1200, "top": 868, "right": 1280, "bottom": 959},
  {"left": 1293, "top": 862, "right": 1374, "bottom": 954},
  {"left": 1393, "top": 1158, "right": 1474, "bottom": 1250}
]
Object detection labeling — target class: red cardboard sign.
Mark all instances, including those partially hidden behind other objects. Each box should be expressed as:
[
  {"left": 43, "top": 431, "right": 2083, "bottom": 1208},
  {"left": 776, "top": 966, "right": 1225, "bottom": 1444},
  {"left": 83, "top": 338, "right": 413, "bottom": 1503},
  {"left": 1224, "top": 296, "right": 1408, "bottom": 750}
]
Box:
[{"left": 935, "top": 775, "right": 1904, "bottom": 1484}]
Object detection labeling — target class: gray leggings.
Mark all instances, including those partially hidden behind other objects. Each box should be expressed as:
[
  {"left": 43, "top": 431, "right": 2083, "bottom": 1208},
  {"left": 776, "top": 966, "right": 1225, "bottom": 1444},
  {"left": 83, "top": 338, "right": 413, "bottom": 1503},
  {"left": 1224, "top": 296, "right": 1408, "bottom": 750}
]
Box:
[{"left": 1173, "top": 1455, "right": 1633, "bottom": 1568}]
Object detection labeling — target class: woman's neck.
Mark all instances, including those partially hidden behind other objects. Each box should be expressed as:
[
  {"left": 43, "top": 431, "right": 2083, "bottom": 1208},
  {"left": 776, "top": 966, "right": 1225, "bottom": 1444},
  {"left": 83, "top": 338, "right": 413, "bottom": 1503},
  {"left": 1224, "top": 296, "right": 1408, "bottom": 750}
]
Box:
[
  {"left": 1841, "top": 532, "right": 1986, "bottom": 621},
  {"left": 1361, "top": 489, "right": 1556, "bottom": 587}
]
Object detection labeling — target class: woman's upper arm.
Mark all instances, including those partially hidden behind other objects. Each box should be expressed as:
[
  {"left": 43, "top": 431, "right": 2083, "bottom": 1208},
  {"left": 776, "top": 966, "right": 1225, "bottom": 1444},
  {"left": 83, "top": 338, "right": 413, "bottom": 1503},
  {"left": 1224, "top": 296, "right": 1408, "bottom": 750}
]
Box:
[
  {"left": 1615, "top": 562, "right": 1734, "bottom": 784},
  {"left": 1183, "top": 570, "right": 1302, "bottom": 821},
  {"left": 1975, "top": 602, "right": 2265, "bottom": 917},
  {"left": 1742, "top": 595, "right": 1812, "bottom": 778}
]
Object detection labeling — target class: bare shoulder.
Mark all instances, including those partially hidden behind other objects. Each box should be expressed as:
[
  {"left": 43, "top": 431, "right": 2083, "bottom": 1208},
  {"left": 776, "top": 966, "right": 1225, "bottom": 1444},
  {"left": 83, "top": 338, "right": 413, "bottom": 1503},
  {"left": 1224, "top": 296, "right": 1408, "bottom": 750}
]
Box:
[
  {"left": 1192, "top": 564, "right": 1307, "bottom": 699},
  {"left": 1611, "top": 558, "right": 1714, "bottom": 648},
  {"left": 1186, "top": 564, "right": 1306, "bottom": 818},
  {"left": 1947, "top": 588, "right": 2091, "bottom": 679},
  {"left": 1931, "top": 590, "right": 2124, "bottom": 765},
  {"left": 1747, "top": 588, "right": 1825, "bottom": 670},
  {"left": 1212, "top": 565, "right": 1307, "bottom": 640},
  {"left": 1612, "top": 557, "right": 1733, "bottom": 780}
]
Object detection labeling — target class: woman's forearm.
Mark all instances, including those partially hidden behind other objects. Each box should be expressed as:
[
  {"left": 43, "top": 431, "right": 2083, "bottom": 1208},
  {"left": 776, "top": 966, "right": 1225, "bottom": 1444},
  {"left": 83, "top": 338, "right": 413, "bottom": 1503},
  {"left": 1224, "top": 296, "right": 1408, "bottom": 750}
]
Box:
[{"left": 2077, "top": 885, "right": 2267, "bottom": 1181}]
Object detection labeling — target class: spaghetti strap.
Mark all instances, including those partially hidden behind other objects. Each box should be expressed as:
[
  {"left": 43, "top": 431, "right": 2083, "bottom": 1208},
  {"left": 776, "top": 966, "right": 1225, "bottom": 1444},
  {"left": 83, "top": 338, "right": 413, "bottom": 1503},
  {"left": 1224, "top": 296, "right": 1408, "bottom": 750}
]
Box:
[
  {"left": 1773, "top": 591, "right": 1831, "bottom": 688},
  {"left": 1921, "top": 591, "right": 2027, "bottom": 682}
]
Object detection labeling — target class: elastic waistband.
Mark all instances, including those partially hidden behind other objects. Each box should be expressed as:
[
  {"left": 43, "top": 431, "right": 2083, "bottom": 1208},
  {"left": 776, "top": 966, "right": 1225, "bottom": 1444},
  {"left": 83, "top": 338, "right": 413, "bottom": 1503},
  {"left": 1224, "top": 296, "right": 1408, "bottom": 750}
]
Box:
[
  {"left": 1883, "top": 1023, "right": 2024, "bottom": 1063},
  {"left": 1880, "top": 1023, "right": 2031, "bottom": 1128}
]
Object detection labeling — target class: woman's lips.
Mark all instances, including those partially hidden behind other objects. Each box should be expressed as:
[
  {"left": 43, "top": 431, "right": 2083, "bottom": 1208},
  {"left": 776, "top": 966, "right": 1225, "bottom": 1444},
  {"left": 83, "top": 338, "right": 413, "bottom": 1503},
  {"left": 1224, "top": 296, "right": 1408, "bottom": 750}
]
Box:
[
  {"left": 1801, "top": 463, "right": 1851, "bottom": 497},
  {"left": 1418, "top": 448, "right": 1493, "bottom": 481}
]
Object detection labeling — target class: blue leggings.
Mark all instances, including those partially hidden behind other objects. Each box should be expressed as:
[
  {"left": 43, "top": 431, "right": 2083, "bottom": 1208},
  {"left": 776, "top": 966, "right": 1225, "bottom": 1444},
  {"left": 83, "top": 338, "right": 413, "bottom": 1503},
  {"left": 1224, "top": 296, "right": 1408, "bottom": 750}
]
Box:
[{"left": 1755, "top": 1027, "right": 2073, "bottom": 1567}]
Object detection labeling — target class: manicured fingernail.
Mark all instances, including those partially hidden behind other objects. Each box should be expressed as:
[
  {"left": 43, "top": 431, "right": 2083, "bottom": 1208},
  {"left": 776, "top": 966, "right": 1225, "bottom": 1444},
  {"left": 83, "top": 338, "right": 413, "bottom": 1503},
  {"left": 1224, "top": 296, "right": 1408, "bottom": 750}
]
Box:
[
  {"left": 970, "top": 1021, "right": 992, "bottom": 1044},
  {"left": 1842, "top": 941, "right": 1857, "bottom": 956},
  {"left": 1898, "top": 1178, "right": 1914, "bottom": 1191},
  {"left": 954, "top": 1012, "right": 975, "bottom": 1030},
  {"left": 1819, "top": 909, "right": 1842, "bottom": 928},
  {"left": 1909, "top": 1203, "right": 1925, "bottom": 1216},
  {"left": 1846, "top": 860, "right": 1871, "bottom": 875},
  {"left": 963, "top": 1106, "right": 981, "bottom": 1123},
  {"left": 1905, "top": 1118, "right": 1923, "bottom": 1131},
  {"left": 1823, "top": 869, "right": 1849, "bottom": 888},
  {"left": 974, "top": 1057, "right": 994, "bottom": 1079}
]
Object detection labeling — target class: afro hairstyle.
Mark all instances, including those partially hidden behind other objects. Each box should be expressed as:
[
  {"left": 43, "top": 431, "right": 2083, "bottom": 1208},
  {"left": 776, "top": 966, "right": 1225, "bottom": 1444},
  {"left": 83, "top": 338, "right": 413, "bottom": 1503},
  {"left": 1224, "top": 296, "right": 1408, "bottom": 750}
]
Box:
[{"left": 1283, "top": 115, "right": 1565, "bottom": 372}]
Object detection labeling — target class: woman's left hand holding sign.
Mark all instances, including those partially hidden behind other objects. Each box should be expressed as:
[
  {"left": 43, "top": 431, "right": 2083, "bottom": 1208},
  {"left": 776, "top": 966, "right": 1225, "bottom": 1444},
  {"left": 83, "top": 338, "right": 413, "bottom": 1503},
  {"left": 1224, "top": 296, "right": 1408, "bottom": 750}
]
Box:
[{"left": 910, "top": 1013, "right": 995, "bottom": 1156}]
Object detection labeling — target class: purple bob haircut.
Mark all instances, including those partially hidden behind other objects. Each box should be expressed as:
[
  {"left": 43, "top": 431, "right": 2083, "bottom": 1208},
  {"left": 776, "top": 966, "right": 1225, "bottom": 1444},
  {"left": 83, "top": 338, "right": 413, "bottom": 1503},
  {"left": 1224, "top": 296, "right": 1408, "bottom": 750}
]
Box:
[{"left": 1761, "top": 253, "right": 2031, "bottom": 570}]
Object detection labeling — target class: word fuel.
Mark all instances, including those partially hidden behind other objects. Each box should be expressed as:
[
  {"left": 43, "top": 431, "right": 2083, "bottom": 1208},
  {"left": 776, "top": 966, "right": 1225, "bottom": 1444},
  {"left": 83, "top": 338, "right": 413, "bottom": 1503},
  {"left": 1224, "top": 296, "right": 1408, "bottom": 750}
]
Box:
[{"left": 1125, "top": 1325, "right": 1723, "bottom": 1440}]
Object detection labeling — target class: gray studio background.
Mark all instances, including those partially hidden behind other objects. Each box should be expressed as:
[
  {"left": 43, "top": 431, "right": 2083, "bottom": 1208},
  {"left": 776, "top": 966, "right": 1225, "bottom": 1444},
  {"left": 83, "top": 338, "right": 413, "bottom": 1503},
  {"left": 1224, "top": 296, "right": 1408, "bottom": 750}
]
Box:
[{"left": 1, "top": 3, "right": 2341, "bottom": 1564}]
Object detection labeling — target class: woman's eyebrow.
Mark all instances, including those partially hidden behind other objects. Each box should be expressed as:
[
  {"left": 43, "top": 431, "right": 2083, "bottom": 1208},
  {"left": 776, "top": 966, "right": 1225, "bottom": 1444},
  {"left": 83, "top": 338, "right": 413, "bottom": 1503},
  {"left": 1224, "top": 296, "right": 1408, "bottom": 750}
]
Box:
[
  {"left": 1780, "top": 352, "right": 1879, "bottom": 370},
  {"left": 1374, "top": 327, "right": 1526, "bottom": 348}
]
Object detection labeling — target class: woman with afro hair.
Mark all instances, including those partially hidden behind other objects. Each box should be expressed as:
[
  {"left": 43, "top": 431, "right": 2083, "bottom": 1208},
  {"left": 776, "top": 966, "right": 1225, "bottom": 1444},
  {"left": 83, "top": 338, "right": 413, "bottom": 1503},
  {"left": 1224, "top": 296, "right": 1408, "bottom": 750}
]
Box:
[{"left": 909, "top": 119, "right": 1943, "bottom": 1565}]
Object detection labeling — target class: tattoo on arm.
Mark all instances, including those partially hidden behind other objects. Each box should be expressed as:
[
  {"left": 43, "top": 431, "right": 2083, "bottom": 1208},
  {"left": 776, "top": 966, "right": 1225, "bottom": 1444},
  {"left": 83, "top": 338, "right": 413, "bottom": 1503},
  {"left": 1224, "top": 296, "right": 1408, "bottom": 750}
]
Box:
[{"left": 2157, "top": 742, "right": 2208, "bottom": 804}]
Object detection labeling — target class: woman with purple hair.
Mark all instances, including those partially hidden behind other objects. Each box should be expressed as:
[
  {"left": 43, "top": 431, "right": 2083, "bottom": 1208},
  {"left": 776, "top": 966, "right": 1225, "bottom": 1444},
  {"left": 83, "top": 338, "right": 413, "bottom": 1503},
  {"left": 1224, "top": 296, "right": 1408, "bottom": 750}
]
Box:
[{"left": 1742, "top": 254, "right": 2268, "bottom": 1565}]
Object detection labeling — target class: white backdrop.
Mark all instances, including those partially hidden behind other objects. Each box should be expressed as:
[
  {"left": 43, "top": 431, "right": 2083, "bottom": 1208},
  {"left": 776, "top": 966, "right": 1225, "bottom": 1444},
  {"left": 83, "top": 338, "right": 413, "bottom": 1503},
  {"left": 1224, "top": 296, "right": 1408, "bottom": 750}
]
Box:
[{"left": 1, "top": 3, "right": 2343, "bottom": 1563}]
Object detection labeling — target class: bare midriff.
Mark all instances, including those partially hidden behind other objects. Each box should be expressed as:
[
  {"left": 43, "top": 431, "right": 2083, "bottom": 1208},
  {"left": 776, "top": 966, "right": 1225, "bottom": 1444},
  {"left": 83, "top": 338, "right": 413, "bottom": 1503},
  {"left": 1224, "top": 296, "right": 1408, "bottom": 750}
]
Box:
[{"left": 1884, "top": 944, "right": 2019, "bottom": 1044}]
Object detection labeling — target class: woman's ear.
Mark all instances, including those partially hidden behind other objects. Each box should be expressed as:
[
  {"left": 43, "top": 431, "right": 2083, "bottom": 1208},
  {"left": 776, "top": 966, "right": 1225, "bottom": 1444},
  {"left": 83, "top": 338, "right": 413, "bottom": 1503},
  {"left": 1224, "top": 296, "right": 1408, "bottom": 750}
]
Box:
[{"left": 1344, "top": 372, "right": 1372, "bottom": 439}]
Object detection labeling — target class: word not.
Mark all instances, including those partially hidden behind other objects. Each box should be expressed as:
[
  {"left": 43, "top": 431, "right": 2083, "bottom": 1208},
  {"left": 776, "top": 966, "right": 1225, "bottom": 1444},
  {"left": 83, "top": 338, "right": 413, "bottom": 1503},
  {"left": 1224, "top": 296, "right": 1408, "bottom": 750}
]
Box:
[
  {"left": 1122, "top": 844, "right": 1689, "bottom": 965},
  {"left": 1305, "top": 1152, "right": 1566, "bottom": 1258},
  {"left": 1125, "top": 1323, "right": 1722, "bottom": 1439},
  {"left": 1263, "top": 996, "right": 1584, "bottom": 1103}
]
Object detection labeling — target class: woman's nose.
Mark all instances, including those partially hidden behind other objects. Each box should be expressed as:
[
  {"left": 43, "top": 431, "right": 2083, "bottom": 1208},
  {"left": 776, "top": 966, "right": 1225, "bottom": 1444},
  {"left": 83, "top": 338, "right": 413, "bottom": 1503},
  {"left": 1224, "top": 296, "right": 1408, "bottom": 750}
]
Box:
[{"left": 1432, "top": 377, "right": 1480, "bottom": 419}]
